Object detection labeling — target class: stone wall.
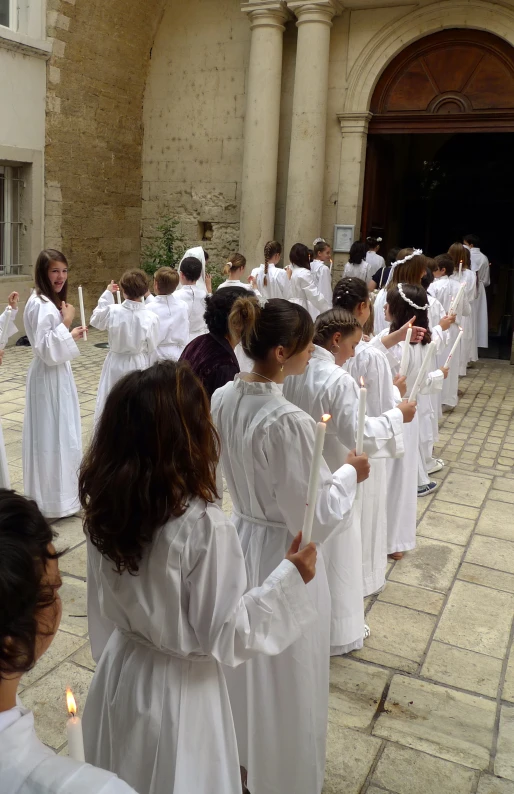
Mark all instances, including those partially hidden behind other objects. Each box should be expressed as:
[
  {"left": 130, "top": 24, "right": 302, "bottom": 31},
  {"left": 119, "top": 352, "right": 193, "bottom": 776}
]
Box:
[{"left": 45, "top": 0, "right": 166, "bottom": 306}]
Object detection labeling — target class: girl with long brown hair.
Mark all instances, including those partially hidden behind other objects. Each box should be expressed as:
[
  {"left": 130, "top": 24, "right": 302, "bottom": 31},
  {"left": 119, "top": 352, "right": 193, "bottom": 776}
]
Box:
[
  {"left": 80, "top": 361, "right": 317, "bottom": 794},
  {"left": 23, "top": 249, "right": 86, "bottom": 518},
  {"left": 448, "top": 242, "right": 478, "bottom": 371},
  {"left": 249, "top": 240, "right": 290, "bottom": 298},
  {"left": 211, "top": 296, "right": 369, "bottom": 794}
]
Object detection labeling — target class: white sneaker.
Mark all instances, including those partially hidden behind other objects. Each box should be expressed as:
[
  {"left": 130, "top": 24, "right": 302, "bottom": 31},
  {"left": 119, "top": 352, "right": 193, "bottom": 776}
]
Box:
[{"left": 427, "top": 458, "right": 445, "bottom": 475}]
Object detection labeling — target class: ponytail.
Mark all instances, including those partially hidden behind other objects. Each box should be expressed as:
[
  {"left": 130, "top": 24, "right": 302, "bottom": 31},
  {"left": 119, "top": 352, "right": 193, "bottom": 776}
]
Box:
[
  {"left": 263, "top": 240, "right": 282, "bottom": 288},
  {"left": 229, "top": 297, "right": 313, "bottom": 361},
  {"left": 224, "top": 252, "right": 246, "bottom": 277}
]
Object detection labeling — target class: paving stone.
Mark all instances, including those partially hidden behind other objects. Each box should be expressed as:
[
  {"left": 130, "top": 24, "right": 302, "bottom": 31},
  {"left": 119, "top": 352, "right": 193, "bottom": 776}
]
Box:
[
  {"left": 476, "top": 501, "right": 514, "bottom": 542},
  {"left": 389, "top": 536, "right": 464, "bottom": 592},
  {"left": 436, "top": 471, "right": 491, "bottom": 508},
  {"left": 323, "top": 724, "right": 381, "bottom": 794},
  {"left": 435, "top": 580, "right": 514, "bottom": 659},
  {"left": 364, "top": 601, "right": 436, "bottom": 664},
  {"left": 373, "top": 675, "right": 496, "bottom": 770},
  {"left": 21, "top": 631, "right": 87, "bottom": 688},
  {"left": 352, "top": 646, "right": 418, "bottom": 674},
  {"left": 417, "top": 510, "right": 475, "bottom": 546},
  {"left": 329, "top": 657, "right": 390, "bottom": 730},
  {"left": 466, "top": 535, "right": 514, "bottom": 576},
  {"left": 59, "top": 576, "right": 88, "bottom": 636},
  {"left": 489, "top": 489, "right": 514, "bottom": 504},
  {"left": 495, "top": 706, "right": 514, "bottom": 781},
  {"left": 52, "top": 515, "right": 85, "bottom": 552},
  {"left": 372, "top": 742, "right": 478, "bottom": 794},
  {"left": 429, "top": 500, "right": 480, "bottom": 521},
  {"left": 477, "top": 774, "right": 514, "bottom": 794},
  {"left": 421, "top": 640, "right": 502, "bottom": 697},
  {"left": 20, "top": 662, "right": 93, "bottom": 750},
  {"left": 71, "top": 642, "right": 96, "bottom": 671},
  {"left": 377, "top": 581, "right": 444, "bottom": 615},
  {"left": 59, "top": 542, "right": 87, "bottom": 579}
]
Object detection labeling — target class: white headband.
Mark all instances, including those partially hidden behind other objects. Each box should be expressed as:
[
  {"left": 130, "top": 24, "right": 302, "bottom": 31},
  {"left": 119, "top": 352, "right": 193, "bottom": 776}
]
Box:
[
  {"left": 313, "top": 237, "right": 326, "bottom": 246},
  {"left": 385, "top": 248, "right": 423, "bottom": 286},
  {"left": 397, "top": 282, "right": 429, "bottom": 311}
]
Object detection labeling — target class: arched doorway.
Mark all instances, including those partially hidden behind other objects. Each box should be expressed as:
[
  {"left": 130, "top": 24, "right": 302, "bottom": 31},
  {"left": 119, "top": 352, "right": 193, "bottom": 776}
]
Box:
[{"left": 362, "top": 29, "right": 514, "bottom": 357}]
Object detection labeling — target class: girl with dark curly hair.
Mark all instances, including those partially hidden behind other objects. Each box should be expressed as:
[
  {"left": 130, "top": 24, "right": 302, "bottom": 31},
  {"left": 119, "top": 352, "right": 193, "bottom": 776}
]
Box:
[
  {"left": 79, "top": 360, "right": 317, "bottom": 794},
  {"left": 0, "top": 489, "right": 136, "bottom": 793}
]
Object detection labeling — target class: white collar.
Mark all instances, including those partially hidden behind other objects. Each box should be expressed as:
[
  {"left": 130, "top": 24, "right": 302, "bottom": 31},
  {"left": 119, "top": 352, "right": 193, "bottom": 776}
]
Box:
[
  {"left": 0, "top": 706, "right": 24, "bottom": 734},
  {"left": 312, "top": 344, "right": 335, "bottom": 363}
]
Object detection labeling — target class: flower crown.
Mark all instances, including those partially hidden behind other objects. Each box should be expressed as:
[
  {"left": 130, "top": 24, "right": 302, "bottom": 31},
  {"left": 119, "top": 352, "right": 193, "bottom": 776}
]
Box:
[
  {"left": 385, "top": 248, "right": 423, "bottom": 286},
  {"left": 397, "top": 282, "right": 429, "bottom": 311}
]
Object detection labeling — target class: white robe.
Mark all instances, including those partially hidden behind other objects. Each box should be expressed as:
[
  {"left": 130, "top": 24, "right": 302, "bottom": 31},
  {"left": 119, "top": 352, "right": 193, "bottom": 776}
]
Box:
[
  {"left": 22, "top": 293, "right": 81, "bottom": 519},
  {"left": 0, "top": 305, "right": 18, "bottom": 488},
  {"left": 84, "top": 499, "right": 315, "bottom": 794},
  {"left": 345, "top": 340, "right": 400, "bottom": 594},
  {"left": 383, "top": 339, "right": 444, "bottom": 553},
  {"left": 310, "top": 259, "right": 333, "bottom": 304},
  {"left": 342, "top": 259, "right": 375, "bottom": 284},
  {"left": 147, "top": 293, "right": 189, "bottom": 361},
  {"left": 0, "top": 706, "right": 135, "bottom": 794},
  {"left": 451, "top": 269, "right": 477, "bottom": 371},
  {"left": 366, "top": 250, "right": 386, "bottom": 272},
  {"left": 90, "top": 292, "right": 160, "bottom": 423},
  {"left": 217, "top": 279, "right": 254, "bottom": 292},
  {"left": 288, "top": 264, "right": 331, "bottom": 321},
  {"left": 284, "top": 346, "right": 404, "bottom": 653},
  {"left": 373, "top": 288, "right": 389, "bottom": 335},
  {"left": 174, "top": 284, "right": 208, "bottom": 341},
  {"left": 469, "top": 247, "right": 490, "bottom": 348},
  {"left": 250, "top": 263, "right": 291, "bottom": 299},
  {"left": 211, "top": 377, "right": 357, "bottom": 794},
  {"left": 179, "top": 246, "right": 207, "bottom": 291},
  {"left": 429, "top": 276, "right": 471, "bottom": 407}
]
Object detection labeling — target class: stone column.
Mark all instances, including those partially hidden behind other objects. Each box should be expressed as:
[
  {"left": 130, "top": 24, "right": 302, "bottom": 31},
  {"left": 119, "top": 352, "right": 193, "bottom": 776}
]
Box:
[
  {"left": 239, "top": 1, "right": 289, "bottom": 267},
  {"left": 336, "top": 112, "right": 372, "bottom": 242},
  {"left": 284, "top": 0, "right": 340, "bottom": 255}
]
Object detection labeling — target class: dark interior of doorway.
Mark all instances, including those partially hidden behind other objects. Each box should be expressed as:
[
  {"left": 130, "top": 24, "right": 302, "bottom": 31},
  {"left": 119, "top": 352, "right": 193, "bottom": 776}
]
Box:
[{"left": 366, "top": 132, "right": 514, "bottom": 359}]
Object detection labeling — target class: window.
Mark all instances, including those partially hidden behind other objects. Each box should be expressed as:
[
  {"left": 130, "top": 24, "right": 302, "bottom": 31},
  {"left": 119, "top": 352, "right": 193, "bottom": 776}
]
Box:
[
  {"left": 0, "top": 0, "right": 17, "bottom": 30},
  {"left": 0, "top": 165, "right": 24, "bottom": 275}
]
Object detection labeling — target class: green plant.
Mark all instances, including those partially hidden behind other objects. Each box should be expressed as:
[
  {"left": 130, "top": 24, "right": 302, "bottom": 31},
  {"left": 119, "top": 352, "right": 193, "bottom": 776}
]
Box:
[{"left": 141, "top": 217, "right": 186, "bottom": 277}]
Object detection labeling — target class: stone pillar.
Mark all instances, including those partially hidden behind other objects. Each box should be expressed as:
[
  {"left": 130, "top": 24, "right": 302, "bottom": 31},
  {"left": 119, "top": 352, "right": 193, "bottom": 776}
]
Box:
[
  {"left": 284, "top": 0, "right": 340, "bottom": 255},
  {"left": 336, "top": 112, "right": 372, "bottom": 241},
  {"left": 239, "top": 1, "right": 289, "bottom": 267}
]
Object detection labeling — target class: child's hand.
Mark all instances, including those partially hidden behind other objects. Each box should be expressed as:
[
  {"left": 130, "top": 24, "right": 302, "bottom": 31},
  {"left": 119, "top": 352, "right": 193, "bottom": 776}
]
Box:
[
  {"left": 439, "top": 315, "right": 456, "bottom": 331},
  {"left": 71, "top": 326, "right": 87, "bottom": 341},
  {"left": 8, "top": 292, "right": 19, "bottom": 309},
  {"left": 248, "top": 275, "right": 256, "bottom": 288},
  {"left": 440, "top": 366, "right": 449, "bottom": 379},
  {"left": 285, "top": 532, "right": 317, "bottom": 584},
  {"left": 398, "top": 399, "right": 417, "bottom": 423},
  {"left": 346, "top": 450, "right": 371, "bottom": 483},
  {"left": 107, "top": 280, "right": 119, "bottom": 294},
  {"left": 62, "top": 303, "right": 75, "bottom": 328},
  {"left": 393, "top": 374, "right": 407, "bottom": 397},
  {"left": 205, "top": 273, "right": 212, "bottom": 293}
]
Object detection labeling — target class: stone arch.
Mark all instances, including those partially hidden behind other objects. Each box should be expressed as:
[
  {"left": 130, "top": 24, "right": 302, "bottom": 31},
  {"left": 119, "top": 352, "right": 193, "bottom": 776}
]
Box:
[
  {"left": 343, "top": 0, "right": 514, "bottom": 115},
  {"left": 45, "top": 0, "right": 167, "bottom": 299}
]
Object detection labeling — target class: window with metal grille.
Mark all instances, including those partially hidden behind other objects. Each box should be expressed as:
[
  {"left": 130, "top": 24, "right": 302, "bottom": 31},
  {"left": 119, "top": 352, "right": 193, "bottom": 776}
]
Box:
[{"left": 0, "top": 166, "right": 24, "bottom": 275}]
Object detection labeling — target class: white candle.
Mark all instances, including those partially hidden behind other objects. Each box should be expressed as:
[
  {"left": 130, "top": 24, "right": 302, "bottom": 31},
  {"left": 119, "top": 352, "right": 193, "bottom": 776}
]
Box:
[
  {"left": 0, "top": 306, "right": 11, "bottom": 350},
  {"left": 409, "top": 341, "right": 437, "bottom": 402},
  {"left": 116, "top": 289, "right": 122, "bottom": 305},
  {"left": 78, "top": 286, "right": 87, "bottom": 342},
  {"left": 356, "top": 378, "right": 367, "bottom": 455},
  {"left": 399, "top": 325, "right": 412, "bottom": 377},
  {"left": 458, "top": 260, "right": 463, "bottom": 280},
  {"left": 66, "top": 689, "right": 85, "bottom": 762},
  {"left": 141, "top": 295, "right": 145, "bottom": 304},
  {"left": 451, "top": 283, "right": 466, "bottom": 316},
  {"left": 444, "top": 327, "right": 464, "bottom": 368},
  {"left": 302, "top": 414, "right": 330, "bottom": 547}
]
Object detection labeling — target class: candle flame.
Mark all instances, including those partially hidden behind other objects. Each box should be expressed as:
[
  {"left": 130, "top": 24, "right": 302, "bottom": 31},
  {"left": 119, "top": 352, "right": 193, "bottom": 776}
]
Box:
[
  {"left": 66, "top": 688, "right": 77, "bottom": 717},
  {"left": 322, "top": 414, "right": 331, "bottom": 423},
  {"left": 459, "top": 326, "right": 463, "bottom": 332},
  {"left": 360, "top": 376, "right": 365, "bottom": 388}
]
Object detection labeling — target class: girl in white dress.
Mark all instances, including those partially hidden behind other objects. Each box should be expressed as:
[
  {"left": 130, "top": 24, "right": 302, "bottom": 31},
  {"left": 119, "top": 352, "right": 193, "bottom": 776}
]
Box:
[
  {"left": 310, "top": 240, "right": 333, "bottom": 304},
  {"left": 448, "top": 243, "right": 477, "bottom": 372},
  {"left": 287, "top": 242, "right": 331, "bottom": 321},
  {"left": 343, "top": 241, "right": 375, "bottom": 284},
  {"left": 0, "top": 489, "right": 136, "bottom": 794},
  {"left": 366, "top": 235, "right": 385, "bottom": 272},
  {"left": 90, "top": 269, "right": 160, "bottom": 423},
  {"left": 80, "top": 362, "right": 317, "bottom": 794},
  {"left": 284, "top": 308, "right": 415, "bottom": 654},
  {"left": 217, "top": 253, "right": 254, "bottom": 292},
  {"left": 249, "top": 240, "right": 290, "bottom": 299},
  {"left": 23, "top": 250, "right": 86, "bottom": 519},
  {"left": 211, "top": 295, "right": 370, "bottom": 794}
]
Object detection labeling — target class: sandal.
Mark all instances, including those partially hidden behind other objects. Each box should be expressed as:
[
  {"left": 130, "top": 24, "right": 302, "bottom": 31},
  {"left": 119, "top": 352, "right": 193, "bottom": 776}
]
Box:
[{"left": 388, "top": 551, "right": 404, "bottom": 560}]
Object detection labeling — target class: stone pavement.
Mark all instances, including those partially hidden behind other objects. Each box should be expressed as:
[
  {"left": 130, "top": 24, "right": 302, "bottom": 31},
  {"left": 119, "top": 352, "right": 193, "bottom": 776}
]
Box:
[{"left": 5, "top": 332, "right": 514, "bottom": 793}]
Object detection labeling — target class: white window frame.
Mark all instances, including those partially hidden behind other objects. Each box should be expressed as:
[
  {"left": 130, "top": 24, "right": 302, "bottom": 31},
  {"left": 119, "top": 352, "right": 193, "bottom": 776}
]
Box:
[
  {"left": 0, "top": 165, "right": 24, "bottom": 276},
  {"left": 0, "top": 0, "right": 18, "bottom": 31}
]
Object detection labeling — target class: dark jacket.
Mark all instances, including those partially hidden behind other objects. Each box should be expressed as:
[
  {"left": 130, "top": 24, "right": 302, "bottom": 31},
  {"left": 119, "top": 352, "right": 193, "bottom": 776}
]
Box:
[{"left": 179, "top": 333, "right": 239, "bottom": 400}]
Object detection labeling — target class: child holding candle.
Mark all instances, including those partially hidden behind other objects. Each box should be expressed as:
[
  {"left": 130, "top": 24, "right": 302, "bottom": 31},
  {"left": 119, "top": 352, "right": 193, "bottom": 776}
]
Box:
[
  {"left": 284, "top": 307, "right": 416, "bottom": 655},
  {"left": 448, "top": 243, "right": 477, "bottom": 373},
  {"left": 80, "top": 362, "right": 317, "bottom": 794},
  {"left": 0, "top": 489, "right": 136, "bottom": 793},
  {"left": 90, "top": 269, "right": 160, "bottom": 423},
  {"left": 23, "top": 250, "right": 86, "bottom": 519},
  {"left": 211, "top": 295, "right": 369, "bottom": 794},
  {"left": 146, "top": 266, "right": 189, "bottom": 361}
]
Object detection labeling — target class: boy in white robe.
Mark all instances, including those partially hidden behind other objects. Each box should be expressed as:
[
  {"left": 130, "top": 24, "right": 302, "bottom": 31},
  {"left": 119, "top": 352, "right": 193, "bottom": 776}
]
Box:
[
  {"left": 178, "top": 245, "right": 207, "bottom": 291},
  {"left": 310, "top": 240, "right": 333, "bottom": 304},
  {"left": 464, "top": 234, "right": 490, "bottom": 349},
  {"left": 90, "top": 269, "right": 160, "bottom": 423},
  {"left": 146, "top": 266, "right": 189, "bottom": 361},
  {"left": 0, "top": 489, "right": 136, "bottom": 794},
  {"left": 174, "top": 255, "right": 210, "bottom": 341}
]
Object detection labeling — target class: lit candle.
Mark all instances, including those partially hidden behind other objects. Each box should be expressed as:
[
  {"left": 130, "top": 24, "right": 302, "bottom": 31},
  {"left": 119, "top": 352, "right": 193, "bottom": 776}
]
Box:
[
  {"left": 458, "top": 260, "right": 463, "bottom": 280},
  {"left": 302, "top": 414, "right": 331, "bottom": 547},
  {"left": 78, "top": 286, "right": 87, "bottom": 342},
  {"left": 444, "top": 327, "right": 464, "bottom": 368},
  {"left": 141, "top": 295, "right": 145, "bottom": 305},
  {"left": 116, "top": 289, "right": 122, "bottom": 305},
  {"left": 409, "top": 341, "right": 437, "bottom": 402},
  {"left": 66, "top": 689, "right": 85, "bottom": 762},
  {"left": 0, "top": 306, "right": 12, "bottom": 350},
  {"left": 399, "top": 324, "right": 412, "bottom": 377},
  {"left": 356, "top": 377, "right": 367, "bottom": 455}
]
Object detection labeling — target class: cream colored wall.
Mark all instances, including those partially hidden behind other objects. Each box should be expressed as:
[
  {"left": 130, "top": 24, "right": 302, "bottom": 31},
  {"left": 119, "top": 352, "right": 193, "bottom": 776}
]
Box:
[{"left": 142, "top": 0, "right": 251, "bottom": 266}]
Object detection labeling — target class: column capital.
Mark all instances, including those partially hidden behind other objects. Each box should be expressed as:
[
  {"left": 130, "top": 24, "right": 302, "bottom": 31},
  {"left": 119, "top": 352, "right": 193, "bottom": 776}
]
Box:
[
  {"left": 241, "top": 1, "right": 291, "bottom": 30},
  {"left": 287, "top": 0, "right": 342, "bottom": 26},
  {"left": 337, "top": 111, "right": 373, "bottom": 134}
]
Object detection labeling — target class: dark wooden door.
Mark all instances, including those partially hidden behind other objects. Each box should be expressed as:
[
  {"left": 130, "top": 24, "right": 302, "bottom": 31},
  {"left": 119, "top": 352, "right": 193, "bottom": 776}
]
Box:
[{"left": 361, "top": 136, "right": 394, "bottom": 252}]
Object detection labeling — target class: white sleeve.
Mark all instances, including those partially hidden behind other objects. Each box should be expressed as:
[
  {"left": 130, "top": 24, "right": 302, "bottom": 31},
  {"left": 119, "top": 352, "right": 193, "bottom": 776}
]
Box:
[
  {"left": 90, "top": 290, "right": 114, "bottom": 330},
  {"left": 0, "top": 306, "right": 18, "bottom": 345},
  {"left": 419, "top": 367, "right": 444, "bottom": 395},
  {"left": 299, "top": 272, "right": 331, "bottom": 314},
  {"left": 146, "top": 315, "right": 161, "bottom": 354},
  {"left": 269, "top": 413, "right": 357, "bottom": 545},
  {"left": 185, "top": 515, "right": 316, "bottom": 668},
  {"left": 277, "top": 269, "right": 292, "bottom": 300},
  {"left": 86, "top": 539, "right": 116, "bottom": 663},
  {"left": 318, "top": 266, "right": 333, "bottom": 304},
  {"left": 29, "top": 300, "right": 80, "bottom": 367}
]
